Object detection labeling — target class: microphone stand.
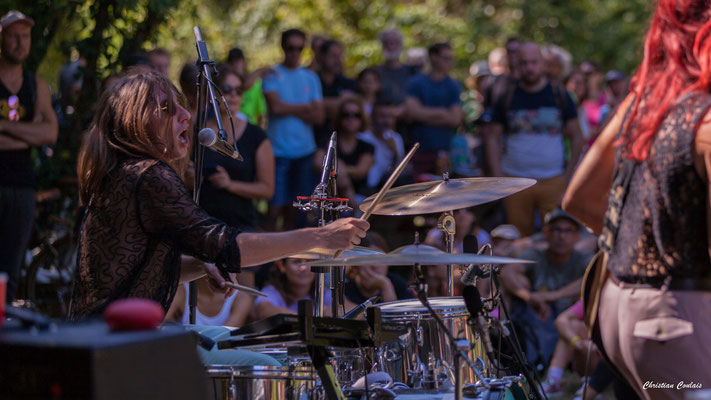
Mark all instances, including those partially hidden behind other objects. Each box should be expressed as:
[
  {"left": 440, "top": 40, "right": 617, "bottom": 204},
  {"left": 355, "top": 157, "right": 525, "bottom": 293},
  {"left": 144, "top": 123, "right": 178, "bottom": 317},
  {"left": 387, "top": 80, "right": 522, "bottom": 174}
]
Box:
[{"left": 188, "top": 26, "right": 234, "bottom": 325}]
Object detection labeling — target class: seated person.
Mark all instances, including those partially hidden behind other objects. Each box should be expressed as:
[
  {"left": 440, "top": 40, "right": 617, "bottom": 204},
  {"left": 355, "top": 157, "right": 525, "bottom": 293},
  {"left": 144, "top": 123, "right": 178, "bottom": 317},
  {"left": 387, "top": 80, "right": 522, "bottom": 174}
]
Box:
[
  {"left": 254, "top": 258, "right": 332, "bottom": 319},
  {"left": 499, "top": 209, "right": 592, "bottom": 367},
  {"left": 165, "top": 265, "right": 250, "bottom": 328},
  {"left": 490, "top": 224, "right": 522, "bottom": 257},
  {"left": 313, "top": 98, "right": 374, "bottom": 206},
  {"left": 544, "top": 300, "right": 640, "bottom": 400},
  {"left": 344, "top": 232, "right": 413, "bottom": 311}
]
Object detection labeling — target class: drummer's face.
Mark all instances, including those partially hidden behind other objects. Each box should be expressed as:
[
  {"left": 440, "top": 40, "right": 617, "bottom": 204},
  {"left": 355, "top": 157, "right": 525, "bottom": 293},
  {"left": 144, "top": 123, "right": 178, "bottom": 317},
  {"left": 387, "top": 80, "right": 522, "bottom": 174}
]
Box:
[{"left": 153, "top": 89, "right": 191, "bottom": 160}]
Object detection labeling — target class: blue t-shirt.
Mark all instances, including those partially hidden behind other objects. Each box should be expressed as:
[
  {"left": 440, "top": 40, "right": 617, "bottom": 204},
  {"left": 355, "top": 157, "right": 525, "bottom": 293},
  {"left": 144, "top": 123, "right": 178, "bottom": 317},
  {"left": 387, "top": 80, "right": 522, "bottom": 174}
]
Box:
[
  {"left": 490, "top": 82, "right": 577, "bottom": 179},
  {"left": 406, "top": 74, "right": 462, "bottom": 151},
  {"left": 262, "top": 64, "right": 323, "bottom": 158}
]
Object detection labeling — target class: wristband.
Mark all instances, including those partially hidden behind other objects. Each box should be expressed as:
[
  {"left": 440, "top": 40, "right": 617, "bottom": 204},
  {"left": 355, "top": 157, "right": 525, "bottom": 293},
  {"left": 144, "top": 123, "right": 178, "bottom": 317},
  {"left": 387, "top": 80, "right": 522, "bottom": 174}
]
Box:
[{"left": 569, "top": 335, "right": 582, "bottom": 347}]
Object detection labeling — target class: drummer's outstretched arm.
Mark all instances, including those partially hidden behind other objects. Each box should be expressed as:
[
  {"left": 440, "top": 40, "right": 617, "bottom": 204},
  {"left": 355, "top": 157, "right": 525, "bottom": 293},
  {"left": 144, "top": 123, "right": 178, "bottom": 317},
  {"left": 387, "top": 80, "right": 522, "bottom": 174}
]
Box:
[{"left": 237, "top": 218, "right": 369, "bottom": 267}]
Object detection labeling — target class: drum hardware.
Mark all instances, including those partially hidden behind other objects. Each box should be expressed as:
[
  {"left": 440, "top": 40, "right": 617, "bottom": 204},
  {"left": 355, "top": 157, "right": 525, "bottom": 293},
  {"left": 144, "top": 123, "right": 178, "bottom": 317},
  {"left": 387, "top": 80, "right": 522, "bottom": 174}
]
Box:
[
  {"left": 304, "top": 242, "right": 534, "bottom": 267},
  {"left": 293, "top": 142, "right": 419, "bottom": 319},
  {"left": 220, "top": 300, "right": 404, "bottom": 400},
  {"left": 436, "top": 202, "right": 457, "bottom": 296},
  {"left": 358, "top": 175, "right": 536, "bottom": 296},
  {"left": 410, "top": 265, "right": 488, "bottom": 400}
]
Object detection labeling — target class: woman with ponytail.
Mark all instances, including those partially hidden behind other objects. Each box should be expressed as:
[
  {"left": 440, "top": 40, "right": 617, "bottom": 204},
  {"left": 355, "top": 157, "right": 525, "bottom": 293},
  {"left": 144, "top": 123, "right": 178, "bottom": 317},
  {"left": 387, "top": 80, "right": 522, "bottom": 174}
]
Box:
[{"left": 563, "top": 1, "right": 711, "bottom": 398}]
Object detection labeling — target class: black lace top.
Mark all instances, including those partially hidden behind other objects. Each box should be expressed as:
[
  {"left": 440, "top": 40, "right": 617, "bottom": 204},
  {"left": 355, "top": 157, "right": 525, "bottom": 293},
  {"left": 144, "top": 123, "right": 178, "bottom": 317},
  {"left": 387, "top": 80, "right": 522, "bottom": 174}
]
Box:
[
  {"left": 602, "top": 93, "right": 711, "bottom": 282},
  {"left": 69, "top": 159, "right": 242, "bottom": 320}
]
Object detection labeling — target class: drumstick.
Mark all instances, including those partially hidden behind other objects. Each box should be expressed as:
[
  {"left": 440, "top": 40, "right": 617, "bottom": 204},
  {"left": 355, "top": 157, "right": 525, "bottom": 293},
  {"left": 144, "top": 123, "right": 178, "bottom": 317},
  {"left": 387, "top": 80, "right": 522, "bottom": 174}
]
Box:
[
  {"left": 333, "top": 142, "right": 419, "bottom": 258},
  {"left": 224, "top": 281, "right": 268, "bottom": 297}
]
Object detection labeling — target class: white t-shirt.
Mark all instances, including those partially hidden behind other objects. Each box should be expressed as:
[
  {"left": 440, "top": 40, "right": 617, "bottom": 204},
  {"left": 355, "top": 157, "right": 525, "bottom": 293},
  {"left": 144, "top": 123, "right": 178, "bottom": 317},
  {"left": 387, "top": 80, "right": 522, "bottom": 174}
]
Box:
[{"left": 255, "top": 285, "right": 331, "bottom": 313}]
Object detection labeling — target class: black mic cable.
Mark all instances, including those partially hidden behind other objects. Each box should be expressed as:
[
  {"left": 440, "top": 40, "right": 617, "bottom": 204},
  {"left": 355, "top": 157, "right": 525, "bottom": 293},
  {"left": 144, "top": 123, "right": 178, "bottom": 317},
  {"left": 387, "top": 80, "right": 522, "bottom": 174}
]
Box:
[{"left": 343, "top": 295, "right": 380, "bottom": 320}]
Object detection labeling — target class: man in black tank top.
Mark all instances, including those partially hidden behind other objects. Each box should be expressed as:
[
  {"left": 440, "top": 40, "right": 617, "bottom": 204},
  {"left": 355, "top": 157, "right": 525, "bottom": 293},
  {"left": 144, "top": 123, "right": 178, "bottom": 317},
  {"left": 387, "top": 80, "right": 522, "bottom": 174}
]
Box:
[{"left": 0, "top": 11, "right": 58, "bottom": 302}]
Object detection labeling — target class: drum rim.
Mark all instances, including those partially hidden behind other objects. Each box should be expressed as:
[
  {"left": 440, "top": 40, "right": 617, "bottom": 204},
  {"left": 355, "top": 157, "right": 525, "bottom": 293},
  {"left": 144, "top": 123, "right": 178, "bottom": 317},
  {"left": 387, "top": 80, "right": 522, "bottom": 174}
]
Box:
[
  {"left": 375, "top": 296, "right": 469, "bottom": 319},
  {"left": 205, "top": 364, "right": 317, "bottom": 379}
]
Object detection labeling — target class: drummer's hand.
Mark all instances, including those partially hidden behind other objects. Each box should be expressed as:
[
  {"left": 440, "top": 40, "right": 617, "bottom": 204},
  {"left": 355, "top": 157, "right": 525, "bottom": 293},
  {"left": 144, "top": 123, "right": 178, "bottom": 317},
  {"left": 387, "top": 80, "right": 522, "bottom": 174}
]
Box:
[
  {"left": 204, "top": 263, "right": 237, "bottom": 299},
  {"left": 208, "top": 166, "right": 232, "bottom": 190},
  {"left": 527, "top": 292, "right": 551, "bottom": 321},
  {"left": 317, "top": 218, "right": 369, "bottom": 249}
]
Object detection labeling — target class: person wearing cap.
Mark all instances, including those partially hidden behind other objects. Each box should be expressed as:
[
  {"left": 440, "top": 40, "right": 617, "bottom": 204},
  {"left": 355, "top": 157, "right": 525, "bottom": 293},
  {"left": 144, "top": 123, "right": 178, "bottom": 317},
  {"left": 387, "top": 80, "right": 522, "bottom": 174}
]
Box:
[
  {"left": 490, "top": 224, "right": 521, "bottom": 257},
  {"left": 499, "top": 208, "right": 593, "bottom": 367},
  {"left": 0, "top": 10, "right": 58, "bottom": 303}
]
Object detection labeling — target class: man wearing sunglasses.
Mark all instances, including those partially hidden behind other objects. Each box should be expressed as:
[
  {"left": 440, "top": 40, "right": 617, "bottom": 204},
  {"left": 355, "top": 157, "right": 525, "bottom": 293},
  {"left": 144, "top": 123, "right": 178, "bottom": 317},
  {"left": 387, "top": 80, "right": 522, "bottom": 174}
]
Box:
[
  {"left": 0, "top": 10, "right": 58, "bottom": 302},
  {"left": 262, "top": 28, "right": 324, "bottom": 231}
]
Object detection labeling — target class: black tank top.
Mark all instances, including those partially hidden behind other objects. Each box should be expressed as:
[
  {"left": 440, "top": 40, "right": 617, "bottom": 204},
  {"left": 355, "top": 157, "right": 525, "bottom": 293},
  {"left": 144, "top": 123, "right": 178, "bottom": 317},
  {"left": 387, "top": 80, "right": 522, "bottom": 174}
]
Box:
[
  {"left": 199, "top": 123, "right": 268, "bottom": 229},
  {"left": 604, "top": 93, "right": 711, "bottom": 281},
  {"left": 0, "top": 70, "right": 36, "bottom": 187}
]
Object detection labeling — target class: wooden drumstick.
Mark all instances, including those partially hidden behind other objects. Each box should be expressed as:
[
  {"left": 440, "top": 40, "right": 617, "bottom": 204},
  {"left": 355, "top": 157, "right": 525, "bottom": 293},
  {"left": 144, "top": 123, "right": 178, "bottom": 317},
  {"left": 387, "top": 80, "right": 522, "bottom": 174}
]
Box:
[
  {"left": 333, "top": 142, "right": 419, "bottom": 258},
  {"left": 224, "top": 281, "right": 268, "bottom": 297}
]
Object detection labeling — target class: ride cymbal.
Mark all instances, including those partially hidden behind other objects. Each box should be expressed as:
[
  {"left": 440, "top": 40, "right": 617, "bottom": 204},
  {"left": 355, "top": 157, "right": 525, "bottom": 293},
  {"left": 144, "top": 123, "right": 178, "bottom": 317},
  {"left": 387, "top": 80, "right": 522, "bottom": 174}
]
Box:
[{"left": 359, "top": 177, "right": 536, "bottom": 216}]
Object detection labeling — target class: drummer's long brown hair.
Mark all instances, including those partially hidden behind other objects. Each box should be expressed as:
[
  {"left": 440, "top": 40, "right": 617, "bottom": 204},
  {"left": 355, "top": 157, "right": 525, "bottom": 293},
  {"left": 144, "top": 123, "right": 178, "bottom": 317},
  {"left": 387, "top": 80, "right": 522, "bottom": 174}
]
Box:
[
  {"left": 623, "top": 0, "right": 711, "bottom": 160},
  {"left": 77, "top": 69, "right": 189, "bottom": 205}
]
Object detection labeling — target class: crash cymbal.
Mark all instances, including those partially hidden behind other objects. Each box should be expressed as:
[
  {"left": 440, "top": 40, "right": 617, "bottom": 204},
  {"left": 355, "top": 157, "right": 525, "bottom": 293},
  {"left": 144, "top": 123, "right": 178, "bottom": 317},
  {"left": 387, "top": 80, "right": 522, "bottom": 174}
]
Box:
[
  {"left": 290, "top": 246, "right": 384, "bottom": 260},
  {"left": 359, "top": 177, "right": 536, "bottom": 216},
  {"left": 305, "top": 243, "right": 534, "bottom": 267}
]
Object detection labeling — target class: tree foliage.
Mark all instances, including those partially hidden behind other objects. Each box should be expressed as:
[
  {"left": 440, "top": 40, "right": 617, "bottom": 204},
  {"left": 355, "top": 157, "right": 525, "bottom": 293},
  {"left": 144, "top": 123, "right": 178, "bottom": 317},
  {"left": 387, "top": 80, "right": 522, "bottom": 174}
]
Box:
[{"left": 0, "top": 0, "right": 652, "bottom": 186}]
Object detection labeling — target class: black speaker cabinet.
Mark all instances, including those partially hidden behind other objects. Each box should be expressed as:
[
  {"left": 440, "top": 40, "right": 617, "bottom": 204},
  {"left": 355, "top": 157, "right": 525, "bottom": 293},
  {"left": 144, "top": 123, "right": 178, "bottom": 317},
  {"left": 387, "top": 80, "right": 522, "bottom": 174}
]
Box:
[{"left": 0, "top": 322, "right": 208, "bottom": 399}]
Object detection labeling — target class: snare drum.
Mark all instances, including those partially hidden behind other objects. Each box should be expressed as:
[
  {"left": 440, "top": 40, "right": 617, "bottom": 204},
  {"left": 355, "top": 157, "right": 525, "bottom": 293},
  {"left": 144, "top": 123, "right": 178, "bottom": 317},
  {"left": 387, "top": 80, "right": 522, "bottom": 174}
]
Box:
[
  {"left": 375, "top": 297, "right": 484, "bottom": 389},
  {"left": 205, "top": 365, "right": 320, "bottom": 400}
]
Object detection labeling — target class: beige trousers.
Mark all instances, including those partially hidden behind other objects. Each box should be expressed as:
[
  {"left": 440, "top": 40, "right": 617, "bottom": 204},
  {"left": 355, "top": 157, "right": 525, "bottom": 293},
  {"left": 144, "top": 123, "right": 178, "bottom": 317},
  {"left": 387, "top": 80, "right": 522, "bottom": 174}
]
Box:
[
  {"left": 598, "top": 278, "right": 711, "bottom": 400},
  {"left": 503, "top": 174, "right": 567, "bottom": 237}
]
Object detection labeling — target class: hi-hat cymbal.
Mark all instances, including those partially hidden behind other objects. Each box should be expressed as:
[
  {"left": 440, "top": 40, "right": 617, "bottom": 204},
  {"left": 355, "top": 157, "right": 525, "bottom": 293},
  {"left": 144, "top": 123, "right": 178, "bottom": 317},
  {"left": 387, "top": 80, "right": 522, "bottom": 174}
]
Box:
[
  {"left": 290, "top": 246, "right": 384, "bottom": 260},
  {"left": 305, "top": 243, "right": 534, "bottom": 267},
  {"left": 359, "top": 177, "right": 536, "bottom": 216}
]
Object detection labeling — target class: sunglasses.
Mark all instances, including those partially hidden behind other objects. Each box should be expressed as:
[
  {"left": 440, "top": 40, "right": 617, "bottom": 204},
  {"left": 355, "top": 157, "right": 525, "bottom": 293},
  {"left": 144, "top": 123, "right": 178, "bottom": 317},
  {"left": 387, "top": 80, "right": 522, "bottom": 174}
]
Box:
[
  {"left": 221, "top": 84, "right": 243, "bottom": 96},
  {"left": 8, "top": 95, "right": 19, "bottom": 121},
  {"left": 284, "top": 45, "right": 304, "bottom": 53}
]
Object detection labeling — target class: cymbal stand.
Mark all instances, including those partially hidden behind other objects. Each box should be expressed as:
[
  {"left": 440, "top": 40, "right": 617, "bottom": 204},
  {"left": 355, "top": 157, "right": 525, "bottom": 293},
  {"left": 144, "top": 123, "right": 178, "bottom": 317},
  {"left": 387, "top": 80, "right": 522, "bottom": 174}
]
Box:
[
  {"left": 293, "top": 185, "right": 351, "bottom": 317},
  {"left": 414, "top": 264, "right": 488, "bottom": 400},
  {"left": 436, "top": 173, "right": 457, "bottom": 296}
]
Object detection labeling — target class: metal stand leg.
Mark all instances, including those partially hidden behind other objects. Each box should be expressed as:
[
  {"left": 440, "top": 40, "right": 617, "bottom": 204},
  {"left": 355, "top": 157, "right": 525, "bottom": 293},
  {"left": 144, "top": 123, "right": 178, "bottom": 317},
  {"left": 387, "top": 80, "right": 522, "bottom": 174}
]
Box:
[
  {"left": 438, "top": 210, "right": 456, "bottom": 296},
  {"left": 314, "top": 208, "right": 327, "bottom": 317},
  {"left": 315, "top": 271, "right": 326, "bottom": 317}
]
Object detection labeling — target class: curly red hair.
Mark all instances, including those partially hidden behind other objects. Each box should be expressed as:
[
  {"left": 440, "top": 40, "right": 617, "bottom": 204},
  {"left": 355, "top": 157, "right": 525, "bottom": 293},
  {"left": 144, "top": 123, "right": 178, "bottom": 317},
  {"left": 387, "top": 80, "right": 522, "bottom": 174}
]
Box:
[{"left": 623, "top": 0, "right": 711, "bottom": 160}]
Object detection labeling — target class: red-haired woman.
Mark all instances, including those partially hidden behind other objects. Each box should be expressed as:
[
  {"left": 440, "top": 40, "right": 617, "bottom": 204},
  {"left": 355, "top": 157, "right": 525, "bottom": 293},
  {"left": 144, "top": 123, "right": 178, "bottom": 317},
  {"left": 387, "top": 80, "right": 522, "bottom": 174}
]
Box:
[
  {"left": 70, "top": 69, "right": 368, "bottom": 320},
  {"left": 563, "top": 1, "right": 711, "bottom": 398}
]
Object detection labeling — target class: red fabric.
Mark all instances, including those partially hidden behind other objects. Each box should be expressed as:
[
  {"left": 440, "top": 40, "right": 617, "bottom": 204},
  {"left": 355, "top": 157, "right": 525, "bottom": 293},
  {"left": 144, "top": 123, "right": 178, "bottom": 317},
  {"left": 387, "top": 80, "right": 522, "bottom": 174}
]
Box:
[{"left": 103, "top": 298, "right": 165, "bottom": 331}]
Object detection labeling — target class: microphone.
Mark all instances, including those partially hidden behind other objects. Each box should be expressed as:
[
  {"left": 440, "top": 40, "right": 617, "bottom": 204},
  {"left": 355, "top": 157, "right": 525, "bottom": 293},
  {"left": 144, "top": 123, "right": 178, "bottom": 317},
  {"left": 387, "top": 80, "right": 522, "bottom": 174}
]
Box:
[
  {"left": 198, "top": 127, "right": 243, "bottom": 161},
  {"left": 343, "top": 295, "right": 380, "bottom": 319},
  {"left": 463, "top": 285, "right": 495, "bottom": 361},
  {"left": 315, "top": 132, "right": 337, "bottom": 196},
  {"left": 461, "top": 235, "right": 481, "bottom": 286}
]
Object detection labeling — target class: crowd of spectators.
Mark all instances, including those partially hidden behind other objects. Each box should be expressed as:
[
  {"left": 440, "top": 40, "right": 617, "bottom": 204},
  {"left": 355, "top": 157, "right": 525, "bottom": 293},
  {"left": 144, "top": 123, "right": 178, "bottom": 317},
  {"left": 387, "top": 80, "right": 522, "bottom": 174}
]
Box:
[{"left": 3, "top": 12, "right": 634, "bottom": 397}]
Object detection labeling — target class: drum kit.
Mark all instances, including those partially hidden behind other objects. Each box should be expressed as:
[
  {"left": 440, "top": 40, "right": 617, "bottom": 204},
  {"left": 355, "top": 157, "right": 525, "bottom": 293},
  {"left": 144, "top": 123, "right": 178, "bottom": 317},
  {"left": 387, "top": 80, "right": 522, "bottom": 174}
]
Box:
[{"left": 210, "top": 141, "right": 547, "bottom": 400}]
